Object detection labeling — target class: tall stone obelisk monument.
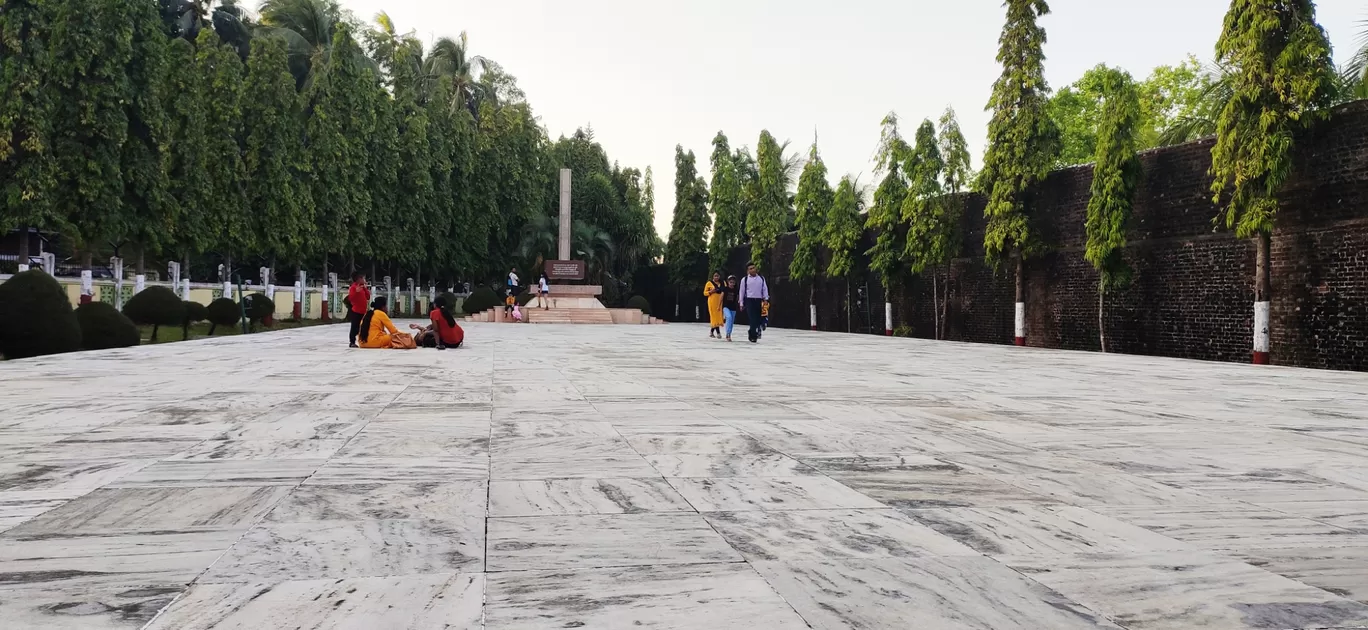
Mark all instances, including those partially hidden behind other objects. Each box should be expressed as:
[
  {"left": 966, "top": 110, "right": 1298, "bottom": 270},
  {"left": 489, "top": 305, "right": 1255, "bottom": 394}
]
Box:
[{"left": 559, "top": 169, "right": 571, "bottom": 261}]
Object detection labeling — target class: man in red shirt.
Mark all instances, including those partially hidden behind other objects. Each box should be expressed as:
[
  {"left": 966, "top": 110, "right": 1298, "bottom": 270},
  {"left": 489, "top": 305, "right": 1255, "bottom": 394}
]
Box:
[{"left": 347, "top": 272, "right": 370, "bottom": 348}]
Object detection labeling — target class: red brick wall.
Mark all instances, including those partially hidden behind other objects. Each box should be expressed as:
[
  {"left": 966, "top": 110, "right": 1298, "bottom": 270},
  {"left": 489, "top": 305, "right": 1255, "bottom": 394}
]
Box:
[{"left": 741, "top": 101, "right": 1368, "bottom": 371}]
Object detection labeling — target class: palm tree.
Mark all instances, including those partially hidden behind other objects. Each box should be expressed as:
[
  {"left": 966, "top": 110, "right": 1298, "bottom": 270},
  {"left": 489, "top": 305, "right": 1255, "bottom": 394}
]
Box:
[
  {"left": 257, "top": 0, "right": 343, "bottom": 88},
  {"left": 425, "top": 32, "right": 490, "bottom": 114},
  {"left": 1342, "top": 17, "right": 1368, "bottom": 100},
  {"left": 573, "top": 222, "right": 615, "bottom": 280}
]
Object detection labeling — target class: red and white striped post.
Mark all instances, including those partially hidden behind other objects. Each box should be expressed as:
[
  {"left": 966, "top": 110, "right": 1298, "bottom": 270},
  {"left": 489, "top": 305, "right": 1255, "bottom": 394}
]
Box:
[
  {"left": 809, "top": 304, "right": 817, "bottom": 331},
  {"left": 1014, "top": 302, "right": 1026, "bottom": 346},
  {"left": 884, "top": 302, "right": 893, "bottom": 336},
  {"left": 80, "top": 270, "right": 93, "bottom": 304},
  {"left": 1253, "top": 300, "right": 1270, "bottom": 364},
  {"left": 293, "top": 270, "right": 305, "bottom": 320}
]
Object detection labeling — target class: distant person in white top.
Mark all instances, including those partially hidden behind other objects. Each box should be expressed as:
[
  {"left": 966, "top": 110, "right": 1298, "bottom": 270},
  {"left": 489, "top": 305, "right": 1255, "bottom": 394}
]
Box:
[
  {"left": 507, "top": 267, "right": 519, "bottom": 292},
  {"left": 537, "top": 273, "right": 550, "bottom": 310},
  {"left": 738, "top": 263, "right": 770, "bottom": 343}
]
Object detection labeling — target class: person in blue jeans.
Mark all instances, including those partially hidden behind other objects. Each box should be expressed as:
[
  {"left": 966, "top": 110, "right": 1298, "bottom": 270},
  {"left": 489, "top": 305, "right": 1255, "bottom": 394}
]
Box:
[
  {"left": 721, "top": 275, "right": 740, "bottom": 341},
  {"left": 738, "top": 264, "right": 770, "bottom": 343}
]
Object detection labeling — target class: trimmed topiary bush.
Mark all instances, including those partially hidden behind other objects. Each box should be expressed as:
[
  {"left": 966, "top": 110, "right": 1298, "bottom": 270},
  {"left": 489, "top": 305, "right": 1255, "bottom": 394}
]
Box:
[
  {"left": 183, "top": 301, "right": 208, "bottom": 340},
  {"left": 76, "top": 302, "right": 140, "bottom": 350},
  {"left": 627, "top": 295, "right": 651, "bottom": 315},
  {"left": 205, "top": 297, "right": 240, "bottom": 335},
  {"left": 462, "top": 286, "right": 499, "bottom": 314},
  {"left": 241, "top": 293, "right": 274, "bottom": 330},
  {"left": 0, "top": 270, "right": 82, "bottom": 359},
  {"left": 122, "top": 286, "right": 185, "bottom": 341}
]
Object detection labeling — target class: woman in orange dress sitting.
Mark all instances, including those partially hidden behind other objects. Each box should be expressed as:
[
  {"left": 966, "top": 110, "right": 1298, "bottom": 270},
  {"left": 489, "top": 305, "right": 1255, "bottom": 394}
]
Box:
[{"left": 358, "top": 297, "right": 402, "bottom": 348}]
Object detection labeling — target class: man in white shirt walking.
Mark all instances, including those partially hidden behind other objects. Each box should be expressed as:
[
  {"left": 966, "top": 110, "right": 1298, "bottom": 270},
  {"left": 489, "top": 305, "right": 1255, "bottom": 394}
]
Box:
[{"left": 738, "top": 263, "right": 770, "bottom": 343}]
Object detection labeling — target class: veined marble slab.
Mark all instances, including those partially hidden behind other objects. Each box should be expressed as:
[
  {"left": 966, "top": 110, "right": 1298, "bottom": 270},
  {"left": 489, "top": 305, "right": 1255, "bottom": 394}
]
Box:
[
  {"left": 752, "top": 557, "right": 1122, "bottom": 629},
  {"left": 484, "top": 562, "right": 809, "bottom": 629},
  {"left": 492, "top": 435, "right": 639, "bottom": 459},
  {"left": 0, "top": 575, "right": 185, "bottom": 629},
  {"left": 806, "top": 458, "right": 1058, "bottom": 508},
  {"left": 333, "top": 433, "right": 489, "bottom": 458},
  {"left": 1232, "top": 545, "right": 1368, "bottom": 603},
  {"left": 1144, "top": 470, "right": 1368, "bottom": 504},
  {"left": 12, "top": 440, "right": 201, "bottom": 461},
  {"left": 491, "top": 454, "right": 659, "bottom": 480},
  {"left": 643, "top": 452, "right": 815, "bottom": 477},
  {"left": 1254, "top": 499, "right": 1368, "bottom": 531},
  {"left": 109, "top": 459, "right": 323, "bottom": 487},
  {"left": 486, "top": 513, "right": 742, "bottom": 571},
  {"left": 902, "top": 505, "right": 1193, "bottom": 557},
  {"left": 0, "top": 497, "right": 65, "bottom": 533},
  {"left": 202, "top": 518, "right": 483, "bottom": 582},
  {"left": 1004, "top": 550, "right": 1368, "bottom": 630},
  {"left": 306, "top": 457, "right": 488, "bottom": 484},
  {"left": 703, "top": 508, "right": 977, "bottom": 561},
  {"left": 489, "top": 478, "right": 693, "bottom": 516},
  {"left": 264, "top": 481, "right": 487, "bottom": 522},
  {"left": 4, "top": 486, "right": 291, "bottom": 535},
  {"left": 625, "top": 434, "right": 773, "bottom": 455},
  {"left": 0, "top": 529, "right": 243, "bottom": 588},
  {"left": 168, "top": 439, "right": 348, "bottom": 461},
  {"left": 492, "top": 420, "right": 620, "bottom": 439},
  {"left": 997, "top": 472, "right": 1216, "bottom": 507},
  {"left": 0, "top": 459, "right": 156, "bottom": 498},
  {"left": 1093, "top": 503, "right": 1365, "bottom": 551},
  {"left": 665, "top": 475, "right": 885, "bottom": 512},
  {"left": 144, "top": 573, "right": 484, "bottom": 630}
]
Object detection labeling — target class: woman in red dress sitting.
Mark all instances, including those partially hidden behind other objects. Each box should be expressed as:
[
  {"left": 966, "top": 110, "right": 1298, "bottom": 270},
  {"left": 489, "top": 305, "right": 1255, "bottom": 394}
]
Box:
[{"left": 411, "top": 296, "right": 465, "bottom": 349}]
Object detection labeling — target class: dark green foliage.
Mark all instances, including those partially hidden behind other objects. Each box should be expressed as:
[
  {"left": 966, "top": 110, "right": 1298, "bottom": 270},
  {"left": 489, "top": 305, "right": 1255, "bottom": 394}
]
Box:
[
  {"left": 707, "top": 132, "right": 742, "bottom": 270},
  {"left": 182, "top": 299, "right": 208, "bottom": 334},
  {"left": 462, "top": 286, "right": 499, "bottom": 314},
  {"left": 749, "top": 130, "right": 790, "bottom": 268},
  {"left": 980, "top": 0, "right": 1060, "bottom": 266},
  {"left": 241, "top": 293, "right": 274, "bottom": 324},
  {"left": 627, "top": 295, "right": 651, "bottom": 315},
  {"left": 76, "top": 301, "right": 140, "bottom": 350},
  {"left": 866, "top": 114, "right": 911, "bottom": 293},
  {"left": 791, "top": 141, "right": 832, "bottom": 284},
  {"left": 903, "top": 120, "right": 957, "bottom": 275},
  {"left": 1085, "top": 67, "right": 1144, "bottom": 291},
  {"left": 823, "top": 176, "right": 864, "bottom": 278},
  {"left": 665, "top": 145, "right": 710, "bottom": 287},
  {"left": 123, "top": 286, "right": 186, "bottom": 327},
  {"left": 0, "top": 0, "right": 60, "bottom": 240},
  {"left": 243, "top": 34, "right": 311, "bottom": 264},
  {"left": 205, "top": 297, "right": 240, "bottom": 334},
  {"left": 0, "top": 270, "right": 81, "bottom": 359}
]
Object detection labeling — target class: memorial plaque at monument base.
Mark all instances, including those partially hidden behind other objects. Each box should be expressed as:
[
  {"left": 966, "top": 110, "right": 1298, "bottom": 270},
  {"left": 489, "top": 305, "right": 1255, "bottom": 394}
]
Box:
[{"left": 546, "top": 260, "right": 586, "bottom": 281}]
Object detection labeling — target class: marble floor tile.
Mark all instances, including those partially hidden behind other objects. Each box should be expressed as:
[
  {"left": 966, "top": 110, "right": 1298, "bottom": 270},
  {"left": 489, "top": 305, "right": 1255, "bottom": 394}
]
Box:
[
  {"left": 625, "top": 434, "right": 774, "bottom": 455},
  {"left": 202, "top": 518, "right": 484, "bottom": 582},
  {"left": 109, "top": 459, "right": 323, "bottom": 487},
  {"left": 1003, "top": 551, "right": 1368, "bottom": 630},
  {"left": 751, "top": 557, "right": 1122, "bottom": 629},
  {"left": 665, "top": 475, "right": 885, "bottom": 512},
  {"left": 1093, "top": 503, "right": 1365, "bottom": 551},
  {"left": 4, "top": 486, "right": 291, "bottom": 535},
  {"left": 11, "top": 440, "right": 201, "bottom": 461},
  {"left": 491, "top": 454, "right": 659, "bottom": 479},
  {"left": 486, "top": 513, "right": 742, "bottom": 571},
  {"left": 643, "top": 452, "right": 815, "bottom": 477},
  {"left": 1231, "top": 546, "right": 1368, "bottom": 603},
  {"left": 306, "top": 457, "right": 488, "bottom": 484},
  {"left": 1256, "top": 499, "right": 1368, "bottom": 530},
  {"left": 609, "top": 421, "right": 740, "bottom": 435},
  {"left": 902, "top": 505, "right": 1192, "bottom": 557},
  {"left": 491, "top": 420, "right": 620, "bottom": 438},
  {"left": 808, "top": 459, "right": 1059, "bottom": 508},
  {"left": 263, "top": 481, "right": 487, "bottom": 522},
  {"left": 167, "top": 438, "right": 348, "bottom": 461},
  {"left": 490, "top": 478, "right": 693, "bottom": 516},
  {"left": 484, "top": 562, "right": 809, "bottom": 629},
  {"left": 703, "top": 508, "right": 977, "bottom": 561},
  {"left": 0, "top": 459, "right": 156, "bottom": 499},
  {"left": 0, "top": 497, "right": 65, "bottom": 533},
  {"left": 0, "top": 529, "right": 244, "bottom": 587},
  {"left": 333, "top": 433, "right": 489, "bottom": 458},
  {"left": 1145, "top": 470, "right": 1368, "bottom": 504},
  {"left": 492, "top": 435, "right": 638, "bottom": 459},
  {"left": 998, "top": 472, "right": 1217, "bottom": 507},
  {"left": 144, "top": 573, "right": 484, "bottom": 630},
  {"left": 0, "top": 576, "right": 185, "bottom": 629}
]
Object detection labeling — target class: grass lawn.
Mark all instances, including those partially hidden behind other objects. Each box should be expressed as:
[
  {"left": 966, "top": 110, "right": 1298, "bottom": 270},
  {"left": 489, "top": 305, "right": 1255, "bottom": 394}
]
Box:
[{"left": 138, "top": 319, "right": 341, "bottom": 344}]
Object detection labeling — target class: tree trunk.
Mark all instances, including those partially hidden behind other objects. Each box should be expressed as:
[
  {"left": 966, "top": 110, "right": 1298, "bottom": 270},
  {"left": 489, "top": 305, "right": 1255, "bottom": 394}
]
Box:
[
  {"left": 846, "top": 279, "right": 851, "bottom": 333},
  {"left": 208, "top": 323, "right": 217, "bottom": 336},
  {"left": 224, "top": 255, "right": 233, "bottom": 282},
  {"left": 151, "top": 324, "right": 159, "bottom": 342},
  {"left": 1014, "top": 254, "right": 1025, "bottom": 346},
  {"left": 1098, "top": 283, "right": 1107, "bottom": 353},
  {"left": 940, "top": 267, "right": 950, "bottom": 341},
  {"left": 136, "top": 248, "right": 145, "bottom": 277},
  {"left": 1253, "top": 231, "right": 1272, "bottom": 364},
  {"left": 16, "top": 227, "right": 29, "bottom": 269},
  {"left": 933, "top": 272, "right": 940, "bottom": 340}
]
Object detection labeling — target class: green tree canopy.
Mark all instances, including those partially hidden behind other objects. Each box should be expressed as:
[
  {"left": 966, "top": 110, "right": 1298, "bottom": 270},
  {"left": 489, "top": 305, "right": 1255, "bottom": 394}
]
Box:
[
  {"left": 903, "top": 120, "right": 956, "bottom": 275},
  {"left": 823, "top": 175, "right": 863, "bottom": 278},
  {"left": 243, "top": 34, "right": 312, "bottom": 265},
  {"left": 866, "top": 113, "right": 911, "bottom": 293},
  {"left": 748, "top": 130, "right": 790, "bottom": 268},
  {"left": 706, "top": 132, "right": 742, "bottom": 270},
  {"left": 980, "top": 0, "right": 1060, "bottom": 266},
  {"left": 1085, "top": 67, "right": 1144, "bottom": 291},
  {"left": 665, "top": 145, "right": 709, "bottom": 287},
  {"left": 790, "top": 140, "right": 832, "bottom": 284}
]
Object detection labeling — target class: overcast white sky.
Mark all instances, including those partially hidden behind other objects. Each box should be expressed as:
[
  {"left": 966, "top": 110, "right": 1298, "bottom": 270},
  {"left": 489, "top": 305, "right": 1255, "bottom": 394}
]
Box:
[{"left": 329, "top": 0, "right": 1364, "bottom": 240}]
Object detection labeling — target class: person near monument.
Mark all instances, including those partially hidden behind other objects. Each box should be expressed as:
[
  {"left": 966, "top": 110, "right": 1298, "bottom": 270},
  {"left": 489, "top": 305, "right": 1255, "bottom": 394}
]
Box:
[
  {"left": 538, "top": 272, "right": 550, "bottom": 310},
  {"left": 704, "top": 271, "right": 725, "bottom": 339},
  {"left": 347, "top": 272, "right": 370, "bottom": 348},
  {"left": 739, "top": 264, "right": 770, "bottom": 343},
  {"left": 507, "top": 267, "right": 520, "bottom": 292},
  {"left": 721, "top": 275, "right": 740, "bottom": 342},
  {"left": 358, "top": 297, "right": 412, "bottom": 349}
]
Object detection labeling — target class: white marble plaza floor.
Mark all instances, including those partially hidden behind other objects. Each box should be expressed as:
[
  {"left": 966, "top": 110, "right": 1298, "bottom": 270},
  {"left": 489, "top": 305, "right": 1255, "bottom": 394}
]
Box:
[{"left": 2, "top": 322, "right": 1368, "bottom": 629}]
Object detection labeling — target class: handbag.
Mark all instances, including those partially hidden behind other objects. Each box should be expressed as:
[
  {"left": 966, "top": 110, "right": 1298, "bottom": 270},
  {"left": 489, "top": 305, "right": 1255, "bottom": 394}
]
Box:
[{"left": 390, "top": 332, "right": 417, "bottom": 349}]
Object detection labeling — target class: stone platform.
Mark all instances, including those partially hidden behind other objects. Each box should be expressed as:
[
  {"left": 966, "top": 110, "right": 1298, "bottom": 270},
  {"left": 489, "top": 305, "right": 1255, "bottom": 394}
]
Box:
[{"left": 1, "top": 323, "right": 1367, "bottom": 629}]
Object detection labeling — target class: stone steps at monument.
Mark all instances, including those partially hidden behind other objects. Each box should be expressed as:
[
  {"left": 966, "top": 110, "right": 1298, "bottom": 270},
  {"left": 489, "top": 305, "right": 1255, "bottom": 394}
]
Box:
[{"left": 526, "top": 308, "right": 616, "bottom": 324}]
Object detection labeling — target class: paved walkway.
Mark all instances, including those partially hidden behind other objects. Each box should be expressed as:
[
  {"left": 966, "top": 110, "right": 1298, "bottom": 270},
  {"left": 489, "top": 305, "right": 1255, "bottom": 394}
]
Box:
[{"left": 2, "top": 322, "right": 1368, "bottom": 629}]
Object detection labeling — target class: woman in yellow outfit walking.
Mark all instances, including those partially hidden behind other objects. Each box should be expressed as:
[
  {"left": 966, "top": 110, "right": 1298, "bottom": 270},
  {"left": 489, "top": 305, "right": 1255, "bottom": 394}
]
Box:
[{"left": 704, "top": 271, "right": 725, "bottom": 339}]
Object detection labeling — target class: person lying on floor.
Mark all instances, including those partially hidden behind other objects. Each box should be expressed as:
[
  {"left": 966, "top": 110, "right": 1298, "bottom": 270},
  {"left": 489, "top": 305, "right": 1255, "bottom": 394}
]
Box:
[{"left": 409, "top": 296, "right": 465, "bottom": 349}]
